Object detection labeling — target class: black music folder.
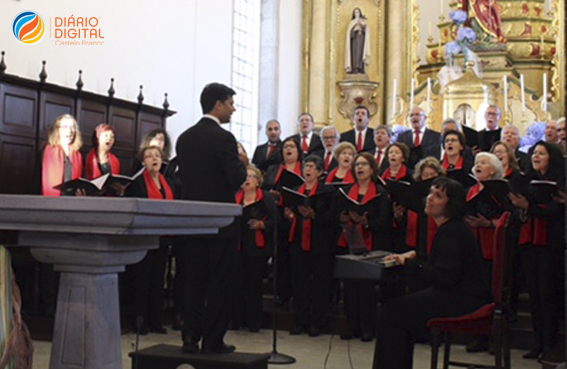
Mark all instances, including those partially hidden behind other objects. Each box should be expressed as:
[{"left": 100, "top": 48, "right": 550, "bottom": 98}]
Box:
[
  {"left": 386, "top": 178, "right": 434, "bottom": 212},
  {"left": 338, "top": 187, "right": 381, "bottom": 216},
  {"left": 276, "top": 170, "right": 305, "bottom": 190}
]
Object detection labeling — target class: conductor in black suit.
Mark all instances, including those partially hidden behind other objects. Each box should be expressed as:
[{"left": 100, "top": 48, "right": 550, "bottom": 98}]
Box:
[
  {"left": 396, "top": 107, "right": 440, "bottom": 167},
  {"left": 176, "top": 83, "right": 247, "bottom": 354},
  {"left": 251, "top": 119, "right": 282, "bottom": 172},
  {"left": 340, "top": 105, "right": 376, "bottom": 153},
  {"left": 288, "top": 113, "right": 323, "bottom": 155}
]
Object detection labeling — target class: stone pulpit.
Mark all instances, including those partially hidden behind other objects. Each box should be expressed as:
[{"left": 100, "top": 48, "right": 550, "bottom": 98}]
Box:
[{"left": 0, "top": 195, "right": 241, "bottom": 369}]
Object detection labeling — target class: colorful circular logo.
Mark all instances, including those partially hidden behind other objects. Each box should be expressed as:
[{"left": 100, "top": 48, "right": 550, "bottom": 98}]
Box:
[{"left": 13, "top": 11, "right": 45, "bottom": 44}]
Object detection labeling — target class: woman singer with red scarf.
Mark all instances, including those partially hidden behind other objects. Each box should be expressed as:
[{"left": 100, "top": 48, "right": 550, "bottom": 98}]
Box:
[
  {"left": 338, "top": 152, "right": 391, "bottom": 341},
  {"left": 440, "top": 130, "right": 474, "bottom": 188},
  {"left": 509, "top": 141, "right": 565, "bottom": 359},
  {"left": 262, "top": 137, "right": 304, "bottom": 307},
  {"left": 41, "top": 114, "right": 83, "bottom": 197},
  {"left": 230, "top": 165, "right": 276, "bottom": 332},
  {"left": 285, "top": 155, "right": 335, "bottom": 337},
  {"left": 126, "top": 145, "right": 175, "bottom": 335},
  {"left": 85, "top": 123, "right": 120, "bottom": 179}
]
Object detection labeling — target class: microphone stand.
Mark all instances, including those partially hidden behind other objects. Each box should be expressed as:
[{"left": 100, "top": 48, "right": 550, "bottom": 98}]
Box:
[
  {"left": 268, "top": 227, "right": 295, "bottom": 365},
  {"left": 134, "top": 316, "right": 144, "bottom": 369}
]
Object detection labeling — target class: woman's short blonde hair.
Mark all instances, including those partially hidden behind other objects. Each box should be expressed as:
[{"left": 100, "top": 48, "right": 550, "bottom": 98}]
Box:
[
  {"left": 246, "top": 164, "right": 263, "bottom": 186},
  {"left": 413, "top": 156, "right": 446, "bottom": 181},
  {"left": 333, "top": 141, "right": 357, "bottom": 161}
]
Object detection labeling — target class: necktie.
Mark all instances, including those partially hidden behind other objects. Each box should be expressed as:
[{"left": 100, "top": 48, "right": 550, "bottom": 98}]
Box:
[
  {"left": 357, "top": 132, "right": 363, "bottom": 152},
  {"left": 414, "top": 129, "right": 421, "bottom": 147},
  {"left": 376, "top": 149, "right": 382, "bottom": 166},
  {"left": 267, "top": 144, "right": 275, "bottom": 158},
  {"left": 325, "top": 152, "right": 332, "bottom": 171},
  {"left": 302, "top": 135, "right": 309, "bottom": 154}
]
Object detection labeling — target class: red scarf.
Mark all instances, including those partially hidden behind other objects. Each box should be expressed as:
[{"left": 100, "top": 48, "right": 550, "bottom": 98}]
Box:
[
  {"left": 274, "top": 162, "right": 302, "bottom": 206},
  {"left": 519, "top": 205, "right": 548, "bottom": 247},
  {"left": 143, "top": 170, "right": 173, "bottom": 200},
  {"left": 467, "top": 184, "right": 495, "bottom": 259},
  {"left": 442, "top": 154, "right": 464, "bottom": 171},
  {"left": 288, "top": 180, "right": 320, "bottom": 251},
  {"left": 381, "top": 164, "right": 408, "bottom": 181},
  {"left": 337, "top": 182, "right": 377, "bottom": 251},
  {"left": 86, "top": 149, "right": 121, "bottom": 179},
  {"left": 236, "top": 188, "right": 266, "bottom": 249},
  {"left": 504, "top": 168, "right": 513, "bottom": 178},
  {"left": 42, "top": 145, "right": 83, "bottom": 196},
  {"left": 325, "top": 167, "right": 355, "bottom": 184},
  {"left": 426, "top": 217, "right": 438, "bottom": 255}
]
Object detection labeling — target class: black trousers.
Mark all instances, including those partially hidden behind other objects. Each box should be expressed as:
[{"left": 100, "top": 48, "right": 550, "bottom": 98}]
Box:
[
  {"left": 290, "top": 250, "right": 334, "bottom": 329},
  {"left": 181, "top": 237, "right": 237, "bottom": 349},
  {"left": 520, "top": 245, "right": 563, "bottom": 350},
  {"left": 373, "top": 288, "right": 486, "bottom": 369},
  {"left": 132, "top": 243, "right": 168, "bottom": 328},
  {"left": 231, "top": 253, "right": 268, "bottom": 329},
  {"left": 343, "top": 280, "right": 376, "bottom": 336}
]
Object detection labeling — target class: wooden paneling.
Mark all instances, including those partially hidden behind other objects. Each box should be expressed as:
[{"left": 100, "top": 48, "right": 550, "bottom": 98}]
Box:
[
  {"left": 137, "top": 112, "right": 163, "bottom": 148},
  {"left": 76, "top": 99, "right": 107, "bottom": 146},
  {"left": 38, "top": 91, "right": 75, "bottom": 139},
  {"left": 109, "top": 106, "right": 136, "bottom": 150},
  {"left": 0, "top": 84, "right": 37, "bottom": 138},
  {"left": 0, "top": 135, "right": 37, "bottom": 194}
]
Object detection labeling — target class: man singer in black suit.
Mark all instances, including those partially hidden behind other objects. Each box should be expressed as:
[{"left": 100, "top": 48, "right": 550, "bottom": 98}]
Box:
[
  {"left": 477, "top": 105, "right": 502, "bottom": 153},
  {"left": 313, "top": 126, "right": 340, "bottom": 172},
  {"left": 251, "top": 119, "right": 282, "bottom": 172},
  {"left": 340, "top": 105, "right": 376, "bottom": 153},
  {"left": 176, "top": 83, "right": 247, "bottom": 354},
  {"left": 396, "top": 107, "right": 441, "bottom": 167},
  {"left": 288, "top": 113, "right": 323, "bottom": 155}
]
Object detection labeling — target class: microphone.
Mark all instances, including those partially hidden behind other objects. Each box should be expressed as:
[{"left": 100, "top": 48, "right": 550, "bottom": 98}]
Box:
[{"left": 134, "top": 316, "right": 144, "bottom": 369}]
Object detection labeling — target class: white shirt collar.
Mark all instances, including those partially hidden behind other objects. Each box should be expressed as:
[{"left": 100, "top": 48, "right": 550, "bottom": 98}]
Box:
[
  {"left": 356, "top": 127, "right": 368, "bottom": 136},
  {"left": 203, "top": 114, "right": 221, "bottom": 125},
  {"left": 301, "top": 131, "right": 313, "bottom": 139}
]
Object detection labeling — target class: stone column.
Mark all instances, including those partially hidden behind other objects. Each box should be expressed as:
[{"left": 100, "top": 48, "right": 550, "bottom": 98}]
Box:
[
  {"left": 307, "top": 0, "right": 328, "bottom": 127},
  {"left": 258, "top": 0, "right": 280, "bottom": 135},
  {"left": 384, "top": 1, "right": 411, "bottom": 124}
]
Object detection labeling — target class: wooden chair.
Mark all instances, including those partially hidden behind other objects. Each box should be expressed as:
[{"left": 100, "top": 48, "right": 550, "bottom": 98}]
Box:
[{"left": 428, "top": 211, "right": 512, "bottom": 369}]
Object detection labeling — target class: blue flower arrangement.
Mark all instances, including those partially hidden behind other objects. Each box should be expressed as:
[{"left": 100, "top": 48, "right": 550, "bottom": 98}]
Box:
[{"left": 445, "top": 10, "right": 477, "bottom": 62}]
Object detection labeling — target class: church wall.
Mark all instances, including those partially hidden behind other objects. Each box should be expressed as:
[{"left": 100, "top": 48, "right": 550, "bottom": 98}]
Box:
[{"left": 1, "top": 0, "right": 303, "bottom": 148}]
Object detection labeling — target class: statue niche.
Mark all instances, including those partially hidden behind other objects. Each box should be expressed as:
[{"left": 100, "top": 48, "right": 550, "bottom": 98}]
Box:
[{"left": 345, "top": 7, "right": 370, "bottom": 74}]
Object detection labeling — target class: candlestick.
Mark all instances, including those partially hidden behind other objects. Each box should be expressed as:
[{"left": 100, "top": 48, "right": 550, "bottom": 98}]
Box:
[
  {"left": 543, "top": 73, "right": 548, "bottom": 111},
  {"left": 410, "top": 78, "right": 415, "bottom": 108},
  {"left": 503, "top": 76, "right": 508, "bottom": 113},
  {"left": 426, "top": 77, "right": 431, "bottom": 116},
  {"left": 429, "top": 21, "right": 432, "bottom": 38},
  {"left": 392, "top": 79, "right": 398, "bottom": 119},
  {"left": 520, "top": 74, "right": 526, "bottom": 112}
]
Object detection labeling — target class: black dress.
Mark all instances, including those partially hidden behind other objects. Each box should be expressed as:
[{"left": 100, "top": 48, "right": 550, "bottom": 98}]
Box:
[
  {"left": 519, "top": 171, "right": 565, "bottom": 352},
  {"left": 373, "top": 218, "right": 490, "bottom": 369},
  {"left": 288, "top": 179, "right": 336, "bottom": 331},
  {"left": 230, "top": 189, "right": 277, "bottom": 330}
]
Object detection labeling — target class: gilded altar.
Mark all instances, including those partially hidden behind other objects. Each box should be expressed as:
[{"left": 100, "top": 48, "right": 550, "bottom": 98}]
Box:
[{"left": 301, "top": 0, "right": 565, "bottom": 134}]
